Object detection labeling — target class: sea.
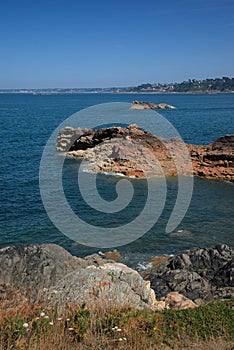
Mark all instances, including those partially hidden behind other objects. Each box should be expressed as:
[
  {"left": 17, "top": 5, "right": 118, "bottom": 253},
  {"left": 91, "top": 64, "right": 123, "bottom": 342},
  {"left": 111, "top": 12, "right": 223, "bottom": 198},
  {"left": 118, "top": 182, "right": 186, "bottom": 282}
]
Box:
[{"left": 0, "top": 92, "right": 233, "bottom": 268}]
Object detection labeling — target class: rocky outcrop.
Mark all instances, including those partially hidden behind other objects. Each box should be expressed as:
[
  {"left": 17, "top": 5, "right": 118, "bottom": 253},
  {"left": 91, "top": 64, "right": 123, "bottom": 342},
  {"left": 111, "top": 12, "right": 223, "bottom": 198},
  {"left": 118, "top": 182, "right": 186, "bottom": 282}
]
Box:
[
  {"left": 0, "top": 244, "right": 202, "bottom": 312},
  {"left": 0, "top": 244, "right": 233, "bottom": 313},
  {"left": 62, "top": 125, "right": 192, "bottom": 178},
  {"left": 141, "top": 244, "right": 234, "bottom": 303},
  {"left": 57, "top": 125, "right": 233, "bottom": 181},
  {"left": 0, "top": 245, "right": 159, "bottom": 311},
  {"left": 130, "top": 101, "right": 176, "bottom": 109},
  {"left": 189, "top": 135, "right": 234, "bottom": 181}
]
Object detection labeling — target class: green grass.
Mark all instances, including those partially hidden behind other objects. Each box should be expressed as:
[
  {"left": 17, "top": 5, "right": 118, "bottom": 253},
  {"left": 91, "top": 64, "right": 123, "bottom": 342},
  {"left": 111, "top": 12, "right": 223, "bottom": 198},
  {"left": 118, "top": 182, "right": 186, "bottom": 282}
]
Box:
[{"left": 0, "top": 300, "right": 233, "bottom": 349}]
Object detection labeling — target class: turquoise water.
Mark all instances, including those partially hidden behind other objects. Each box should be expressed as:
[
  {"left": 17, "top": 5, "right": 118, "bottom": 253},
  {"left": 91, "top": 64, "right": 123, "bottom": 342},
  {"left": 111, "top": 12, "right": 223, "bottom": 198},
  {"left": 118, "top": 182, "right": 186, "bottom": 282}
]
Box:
[{"left": 0, "top": 93, "right": 233, "bottom": 267}]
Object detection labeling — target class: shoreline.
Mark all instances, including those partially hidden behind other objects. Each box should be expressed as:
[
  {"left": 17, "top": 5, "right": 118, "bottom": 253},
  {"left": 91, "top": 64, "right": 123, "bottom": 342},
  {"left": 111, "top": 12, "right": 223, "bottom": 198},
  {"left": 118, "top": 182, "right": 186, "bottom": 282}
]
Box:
[{"left": 0, "top": 90, "right": 234, "bottom": 95}]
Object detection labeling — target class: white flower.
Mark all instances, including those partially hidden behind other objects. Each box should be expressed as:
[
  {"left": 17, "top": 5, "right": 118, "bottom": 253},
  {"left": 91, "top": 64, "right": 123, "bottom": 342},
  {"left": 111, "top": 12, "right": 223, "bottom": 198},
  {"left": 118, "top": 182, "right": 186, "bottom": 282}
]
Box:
[
  {"left": 68, "top": 327, "right": 74, "bottom": 331},
  {"left": 23, "top": 323, "right": 29, "bottom": 328},
  {"left": 117, "top": 328, "right": 122, "bottom": 332},
  {"left": 123, "top": 337, "right": 127, "bottom": 341},
  {"left": 49, "top": 322, "right": 53, "bottom": 326},
  {"left": 44, "top": 316, "right": 49, "bottom": 319},
  {"left": 66, "top": 318, "right": 70, "bottom": 321},
  {"left": 40, "top": 312, "right": 45, "bottom": 317},
  {"left": 57, "top": 317, "right": 62, "bottom": 321},
  {"left": 35, "top": 317, "right": 40, "bottom": 320},
  {"left": 118, "top": 338, "right": 123, "bottom": 341}
]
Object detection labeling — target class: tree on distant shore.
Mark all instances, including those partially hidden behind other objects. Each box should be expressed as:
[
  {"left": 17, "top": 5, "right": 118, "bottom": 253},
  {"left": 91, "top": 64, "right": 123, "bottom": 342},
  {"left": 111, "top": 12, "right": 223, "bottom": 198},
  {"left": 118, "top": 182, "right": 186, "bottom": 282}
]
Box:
[{"left": 130, "top": 77, "right": 234, "bottom": 93}]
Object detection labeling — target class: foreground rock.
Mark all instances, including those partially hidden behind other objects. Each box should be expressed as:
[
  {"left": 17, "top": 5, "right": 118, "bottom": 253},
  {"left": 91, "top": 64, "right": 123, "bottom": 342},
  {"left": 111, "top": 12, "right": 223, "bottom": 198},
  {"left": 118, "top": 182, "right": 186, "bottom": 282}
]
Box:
[
  {"left": 0, "top": 245, "right": 158, "bottom": 311},
  {"left": 57, "top": 125, "right": 234, "bottom": 181},
  {"left": 141, "top": 244, "right": 234, "bottom": 303},
  {"left": 39, "top": 263, "right": 158, "bottom": 312},
  {"left": 1, "top": 244, "right": 233, "bottom": 312},
  {"left": 0, "top": 244, "right": 85, "bottom": 297},
  {"left": 130, "top": 101, "right": 176, "bottom": 109}
]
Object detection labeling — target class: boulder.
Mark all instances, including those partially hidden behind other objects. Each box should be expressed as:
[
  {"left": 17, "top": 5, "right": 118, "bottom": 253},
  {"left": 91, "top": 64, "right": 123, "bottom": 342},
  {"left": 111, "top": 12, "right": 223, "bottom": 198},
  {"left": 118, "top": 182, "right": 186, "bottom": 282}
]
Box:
[
  {"left": 39, "top": 263, "right": 158, "bottom": 312},
  {"left": 141, "top": 244, "right": 234, "bottom": 302},
  {"left": 164, "top": 292, "right": 197, "bottom": 309},
  {"left": 0, "top": 244, "right": 86, "bottom": 297}
]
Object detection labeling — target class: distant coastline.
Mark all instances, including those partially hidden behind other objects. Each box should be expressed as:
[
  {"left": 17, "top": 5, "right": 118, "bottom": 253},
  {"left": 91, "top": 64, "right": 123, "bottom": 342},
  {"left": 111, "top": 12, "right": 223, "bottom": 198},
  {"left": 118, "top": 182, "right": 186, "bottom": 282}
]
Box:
[
  {"left": 0, "top": 90, "right": 233, "bottom": 95},
  {"left": 1, "top": 77, "right": 233, "bottom": 95}
]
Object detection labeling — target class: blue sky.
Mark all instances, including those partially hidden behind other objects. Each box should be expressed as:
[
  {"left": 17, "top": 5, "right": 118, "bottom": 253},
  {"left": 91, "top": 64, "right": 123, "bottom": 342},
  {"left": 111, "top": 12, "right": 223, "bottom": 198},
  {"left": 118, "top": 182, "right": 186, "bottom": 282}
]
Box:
[{"left": 1, "top": 0, "right": 234, "bottom": 88}]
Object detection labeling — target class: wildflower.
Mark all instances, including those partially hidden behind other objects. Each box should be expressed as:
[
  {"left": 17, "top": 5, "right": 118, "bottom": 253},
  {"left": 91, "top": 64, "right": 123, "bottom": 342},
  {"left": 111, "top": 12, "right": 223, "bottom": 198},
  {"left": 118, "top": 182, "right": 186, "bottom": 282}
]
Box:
[
  {"left": 35, "top": 317, "right": 40, "bottom": 320},
  {"left": 68, "top": 327, "right": 74, "bottom": 331},
  {"left": 49, "top": 322, "right": 53, "bottom": 326},
  {"left": 40, "top": 312, "right": 45, "bottom": 317},
  {"left": 118, "top": 338, "right": 123, "bottom": 341},
  {"left": 57, "top": 317, "right": 62, "bottom": 321},
  {"left": 66, "top": 318, "right": 70, "bottom": 321},
  {"left": 44, "top": 315, "right": 49, "bottom": 319},
  {"left": 117, "top": 328, "right": 122, "bottom": 332},
  {"left": 23, "top": 323, "right": 29, "bottom": 328},
  {"left": 123, "top": 337, "right": 127, "bottom": 341}
]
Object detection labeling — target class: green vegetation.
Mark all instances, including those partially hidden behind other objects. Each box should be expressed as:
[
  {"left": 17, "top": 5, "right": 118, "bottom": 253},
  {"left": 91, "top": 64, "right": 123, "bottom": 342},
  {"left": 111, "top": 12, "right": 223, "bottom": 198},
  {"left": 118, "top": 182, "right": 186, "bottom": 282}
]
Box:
[
  {"left": 130, "top": 77, "right": 234, "bottom": 93},
  {"left": 0, "top": 300, "right": 233, "bottom": 349}
]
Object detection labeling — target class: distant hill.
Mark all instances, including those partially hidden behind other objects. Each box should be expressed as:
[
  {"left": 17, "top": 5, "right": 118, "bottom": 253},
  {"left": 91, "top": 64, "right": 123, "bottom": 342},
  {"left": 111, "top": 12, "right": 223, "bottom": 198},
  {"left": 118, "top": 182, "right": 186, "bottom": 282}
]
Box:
[{"left": 125, "top": 77, "right": 234, "bottom": 93}]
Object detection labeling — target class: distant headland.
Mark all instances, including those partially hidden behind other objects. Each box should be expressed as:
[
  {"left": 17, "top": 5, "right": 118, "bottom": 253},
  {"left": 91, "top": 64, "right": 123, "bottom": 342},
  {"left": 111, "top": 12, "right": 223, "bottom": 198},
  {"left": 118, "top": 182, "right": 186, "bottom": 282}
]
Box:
[{"left": 1, "top": 77, "right": 233, "bottom": 94}]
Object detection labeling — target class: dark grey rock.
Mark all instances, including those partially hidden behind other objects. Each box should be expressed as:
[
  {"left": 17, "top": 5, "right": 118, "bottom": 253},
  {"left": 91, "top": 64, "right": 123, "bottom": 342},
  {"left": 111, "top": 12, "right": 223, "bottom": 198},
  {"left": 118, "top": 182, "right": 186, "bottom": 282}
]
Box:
[
  {"left": 0, "top": 244, "right": 85, "bottom": 297},
  {"left": 141, "top": 244, "right": 234, "bottom": 302}
]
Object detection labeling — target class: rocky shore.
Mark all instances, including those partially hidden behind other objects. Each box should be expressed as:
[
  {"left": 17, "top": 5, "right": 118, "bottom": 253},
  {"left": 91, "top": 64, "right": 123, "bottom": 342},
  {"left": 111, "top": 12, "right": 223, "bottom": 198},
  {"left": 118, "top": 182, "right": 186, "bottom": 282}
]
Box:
[
  {"left": 0, "top": 244, "right": 233, "bottom": 314},
  {"left": 57, "top": 125, "right": 234, "bottom": 181}
]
